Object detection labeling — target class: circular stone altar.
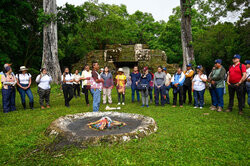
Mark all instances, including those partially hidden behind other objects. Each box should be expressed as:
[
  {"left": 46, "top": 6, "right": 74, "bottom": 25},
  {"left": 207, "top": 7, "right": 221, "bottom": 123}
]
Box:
[{"left": 46, "top": 112, "right": 157, "bottom": 147}]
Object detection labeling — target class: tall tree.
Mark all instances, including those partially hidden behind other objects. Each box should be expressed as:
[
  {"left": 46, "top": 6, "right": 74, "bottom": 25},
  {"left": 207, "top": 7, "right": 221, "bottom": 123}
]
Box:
[
  {"left": 180, "top": 0, "right": 195, "bottom": 70},
  {"left": 42, "top": 0, "right": 61, "bottom": 83}
]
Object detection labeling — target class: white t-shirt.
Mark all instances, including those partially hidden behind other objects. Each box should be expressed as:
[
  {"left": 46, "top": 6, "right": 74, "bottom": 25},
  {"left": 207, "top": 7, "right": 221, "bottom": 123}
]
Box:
[
  {"left": 61, "top": 74, "right": 73, "bottom": 85},
  {"left": 81, "top": 70, "right": 92, "bottom": 87},
  {"left": 192, "top": 74, "right": 207, "bottom": 91},
  {"left": 16, "top": 73, "right": 31, "bottom": 84},
  {"left": 246, "top": 68, "right": 250, "bottom": 79},
  {"left": 36, "top": 74, "right": 52, "bottom": 90},
  {"left": 73, "top": 74, "right": 81, "bottom": 84},
  {"left": 165, "top": 73, "right": 172, "bottom": 86}
]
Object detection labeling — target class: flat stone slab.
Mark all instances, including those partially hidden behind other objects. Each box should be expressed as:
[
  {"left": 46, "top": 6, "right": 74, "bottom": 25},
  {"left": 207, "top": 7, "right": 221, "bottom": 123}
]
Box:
[{"left": 46, "top": 112, "right": 157, "bottom": 147}]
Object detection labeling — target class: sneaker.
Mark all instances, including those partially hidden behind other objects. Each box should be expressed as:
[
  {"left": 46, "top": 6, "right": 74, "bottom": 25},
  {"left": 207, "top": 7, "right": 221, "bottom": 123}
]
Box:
[
  {"left": 194, "top": 106, "right": 198, "bottom": 109},
  {"left": 141, "top": 105, "right": 145, "bottom": 107},
  {"left": 146, "top": 105, "right": 149, "bottom": 108},
  {"left": 200, "top": 107, "right": 203, "bottom": 109},
  {"left": 224, "top": 109, "right": 232, "bottom": 112},
  {"left": 122, "top": 102, "right": 125, "bottom": 105},
  {"left": 41, "top": 106, "right": 45, "bottom": 109},
  {"left": 117, "top": 103, "right": 121, "bottom": 105},
  {"left": 46, "top": 105, "right": 50, "bottom": 109},
  {"left": 172, "top": 105, "right": 176, "bottom": 108},
  {"left": 239, "top": 111, "right": 243, "bottom": 115},
  {"left": 217, "top": 107, "right": 223, "bottom": 112},
  {"left": 180, "top": 105, "right": 183, "bottom": 108},
  {"left": 210, "top": 105, "right": 217, "bottom": 111}
]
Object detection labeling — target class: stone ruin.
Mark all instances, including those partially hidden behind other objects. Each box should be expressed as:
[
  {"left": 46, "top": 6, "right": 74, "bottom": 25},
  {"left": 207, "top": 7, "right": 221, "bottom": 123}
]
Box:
[
  {"left": 46, "top": 112, "right": 157, "bottom": 148},
  {"left": 72, "top": 44, "right": 178, "bottom": 74}
]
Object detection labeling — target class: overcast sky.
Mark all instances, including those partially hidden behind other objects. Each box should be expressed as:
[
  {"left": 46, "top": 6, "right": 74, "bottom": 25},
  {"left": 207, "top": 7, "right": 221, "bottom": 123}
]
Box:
[{"left": 57, "top": 0, "right": 180, "bottom": 22}]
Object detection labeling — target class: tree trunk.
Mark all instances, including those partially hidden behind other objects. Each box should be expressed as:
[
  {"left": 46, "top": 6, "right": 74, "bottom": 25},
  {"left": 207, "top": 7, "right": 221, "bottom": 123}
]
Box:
[
  {"left": 180, "top": 0, "right": 195, "bottom": 71},
  {"left": 42, "top": 0, "right": 61, "bottom": 84}
]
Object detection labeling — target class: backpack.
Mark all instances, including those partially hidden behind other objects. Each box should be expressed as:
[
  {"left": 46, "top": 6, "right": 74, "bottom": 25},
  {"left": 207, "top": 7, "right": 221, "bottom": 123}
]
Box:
[{"left": 0, "top": 74, "right": 2, "bottom": 90}]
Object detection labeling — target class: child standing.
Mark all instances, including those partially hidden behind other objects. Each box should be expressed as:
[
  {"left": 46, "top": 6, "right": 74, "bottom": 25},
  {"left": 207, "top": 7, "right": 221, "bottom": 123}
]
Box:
[{"left": 115, "top": 68, "right": 127, "bottom": 105}]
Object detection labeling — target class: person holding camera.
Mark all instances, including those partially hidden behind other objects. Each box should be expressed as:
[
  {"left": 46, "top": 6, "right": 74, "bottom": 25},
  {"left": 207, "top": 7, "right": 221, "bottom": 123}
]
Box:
[
  {"left": 36, "top": 68, "right": 52, "bottom": 109},
  {"left": 207, "top": 59, "right": 226, "bottom": 112},
  {"left": 61, "top": 67, "right": 74, "bottom": 107},
  {"left": 137, "top": 67, "right": 151, "bottom": 107}
]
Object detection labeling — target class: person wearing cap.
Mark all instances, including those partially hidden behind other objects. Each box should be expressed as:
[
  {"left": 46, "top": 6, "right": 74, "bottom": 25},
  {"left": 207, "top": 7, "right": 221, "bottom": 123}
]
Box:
[
  {"left": 171, "top": 67, "right": 185, "bottom": 107},
  {"left": 101, "top": 66, "right": 113, "bottom": 104},
  {"left": 1, "top": 66, "right": 17, "bottom": 113},
  {"left": 163, "top": 67, "right": 172, "bottom": 104},
  {"left": 36, "top": 68, "right": 52, "bottom": 109},
  {"left": 16, "top": 66, "right": 34, "bottom": 110},
  {"left": 226, "top": 55, "right": 246, "bottom": 115},
  {"left": 183, "top": 64, "right": 194, "bottom": 105},
  {"left": 148, "top": 69, "right": 154, "bottom": 103},
  {"left": 61, "top": 67, "right": 74, "bottom": 107},
  {"left": 116, "top": 68, "right": 127, "bottom": 105},
  {"left": 244, "top": 60, "right": 250, "bottom": 106},
  {"left": 242, "top": 60, "right": 250, "bottom": 108},
  {"left": 138, "top": 67, "right": 151, "bottom": 107},
  {"left": 207, "top": 59, "right": 226, "bottom": 112},
  {"left": 154, "top": 66, "right": 166, "bottom": 106},
  {"left": 192, "top": 66, "right": 207, "bottom": 109},
  {"left": 72, "top": 69, "right": 81, "bottom": 98},
  {"left": 129, "top": 66, "right": 141, "bottom": 103},
  {"left": 91, "top": 62, "right": 104, "bottom": 112}
]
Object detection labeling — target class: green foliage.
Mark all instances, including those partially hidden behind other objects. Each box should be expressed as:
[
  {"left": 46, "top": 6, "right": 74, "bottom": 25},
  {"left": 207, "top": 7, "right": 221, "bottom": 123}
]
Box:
[{"left": 0, "top": 86, "right": 249, "bottom": 165}]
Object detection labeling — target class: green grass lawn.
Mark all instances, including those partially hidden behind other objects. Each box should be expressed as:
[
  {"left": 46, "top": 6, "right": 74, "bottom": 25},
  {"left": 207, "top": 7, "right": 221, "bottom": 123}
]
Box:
[{"left": 0, "top": 85, "right": 249, "bottom": 165}]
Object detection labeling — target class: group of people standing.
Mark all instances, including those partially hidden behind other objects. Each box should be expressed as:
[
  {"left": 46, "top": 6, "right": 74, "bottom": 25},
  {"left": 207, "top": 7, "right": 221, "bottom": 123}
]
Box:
[
  {"left": 1, "top": 54, "right": 249, "bottom": 115},
  {"left": 0, "top": 65, "right": 52, "bottom": 113}
]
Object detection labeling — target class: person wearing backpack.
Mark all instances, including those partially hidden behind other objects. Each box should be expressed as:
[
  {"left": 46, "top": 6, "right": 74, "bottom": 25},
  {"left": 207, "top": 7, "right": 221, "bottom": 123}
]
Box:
[
  {"left": 242, "top": 60, "right": 250, "bottom": 108},
  {"left": 245, "top": 60, "right": 250, "bottom": 106},
  {"left": 61, "top": 67, "right": 74, "bottom": 107},
  {"left": 138, "top": 67, "right": 151, "bottom": 107},
  {"left": 226, "top": 55, "right": 247, "bottom": 115},
  {"left": 1, "top": 66, "right": 17, "bottom": 113},
  {"left": 183, "top": 64, "right": 194, "bottom": 105},
  {"left": 207, "top": 59, "right": 226, "bottom": 112},
  {"left": 129, "top": 66, "right": 141, "bottom": 103},
  {"left": 16, "top": 66, "right": 34, "bottom": 110}
]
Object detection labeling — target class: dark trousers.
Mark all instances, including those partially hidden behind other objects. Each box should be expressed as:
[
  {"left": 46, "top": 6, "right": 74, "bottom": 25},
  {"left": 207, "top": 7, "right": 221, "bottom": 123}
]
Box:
[
  {"left": 37, "top": 87, "right": 51, "bottom": 106},
  {"left": 82, "top": 85, "right": 91, "bottom": 105},
  {"left": 242, "top": 83, "right": 246, "bottom": 108},
  {"left": 149, "top": 87, "right": 153, "bottom": 101},
  {"left": 183, "top": 85, "right": 192, "bottom": 104},
  {"left": 2, "top": 87, "right": 16, "bottom": 113},
  {"left": 154, "top": 86, "right": 165, "bottom": 106},
  {"left": 165, "top": 85, "right": 171, "bottom": 104},
  {"left": 228, "top": 84, "right": 244, "bottom": 111},
  {"left": 131, "top": 86, "right": 140, "bottom": 102},
  {"left": 117, "top": 90, "right": 125, "bottom": 103},
  {"left": 62, "top": 84, "right": 73, "bottom": 107},
  {"left": 173, "top": 86, "right": 183, "bottom": 106},
  {"left": 73, "top": 84, "right": 80, "bottom": 97}
]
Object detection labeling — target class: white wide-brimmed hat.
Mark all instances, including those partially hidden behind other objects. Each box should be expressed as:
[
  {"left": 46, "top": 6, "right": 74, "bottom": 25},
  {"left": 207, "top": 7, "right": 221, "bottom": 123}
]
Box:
[
  {"left": 19, "top": 66, "right": 28, "bottom": 71},
  {"left": 118, "top": 68, "right": 124, "bottom": 72}
]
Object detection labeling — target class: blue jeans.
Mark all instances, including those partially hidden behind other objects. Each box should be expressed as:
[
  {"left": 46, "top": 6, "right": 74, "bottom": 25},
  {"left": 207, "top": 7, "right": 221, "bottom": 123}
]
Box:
[
  {"left": 209, "top": 88, "right": 224, "bottom": 108},
  {"left": 247, "top": 85, "right": 250, "bottom": 106},
  {"left": 91, "top": 89, "right": 101, "bottom": 112},
  {"left": 2, "top": 87, "right": 16, "bottom": 113},
  {"left": 165, "top": 85, "right": 171, "bottom": 104},
  {"left": 18, "top": 84, "right": 34, "bottom": 103},
  {"left": 131, "top": 86, "right": 140, "bottom": 102},
  {"left": 193, "top": 90, "right": 205, "bottom": 107}
]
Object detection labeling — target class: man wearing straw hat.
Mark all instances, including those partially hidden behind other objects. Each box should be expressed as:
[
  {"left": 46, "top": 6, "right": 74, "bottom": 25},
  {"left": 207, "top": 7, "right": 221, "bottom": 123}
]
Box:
[{"left": 16, "top": 66, "right": 34, "bottom": 109}]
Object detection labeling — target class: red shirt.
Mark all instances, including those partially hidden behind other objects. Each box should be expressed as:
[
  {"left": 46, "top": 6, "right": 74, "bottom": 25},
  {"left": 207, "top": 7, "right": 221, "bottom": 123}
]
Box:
[{"left": 229, "top": 63, "right": 246, "bottom": 84}]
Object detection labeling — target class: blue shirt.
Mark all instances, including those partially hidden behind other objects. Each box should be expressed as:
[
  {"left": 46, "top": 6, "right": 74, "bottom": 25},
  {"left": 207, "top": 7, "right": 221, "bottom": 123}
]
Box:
[
  {"left": 130, "top": 72, "right": 141, "bottom": 87},
  {"left": 139, "top": 73, "right": 152, "bottom": 86},
  {"left": 171, "top": 72, "right": 185, "bottom": 87}
]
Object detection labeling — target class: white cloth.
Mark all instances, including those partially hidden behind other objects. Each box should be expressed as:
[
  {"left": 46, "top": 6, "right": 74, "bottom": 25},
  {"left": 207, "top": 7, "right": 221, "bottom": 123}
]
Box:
[
  {"left": 165, "top": 73, "right": 172, "bottom": 86},
  {"left": 16, "top": 73, "right": 31, "bottom": 84},
  {"left": 192, "top": 74, "right": 207, "bottom": 91},
  {"left": 61, "top": 74, "right": 73, "bottom": 85},
  {"left": 36, "top": 74, "right": 52, "bottom": 90},
  {"left": 73, "top": 74, "right": 81, "bottom": 84},
  {"left": 246, "top": 68, "right": 250, "bottom": 79},
  {"left": 81, "top": 70, "right": 92, "bottom": 87}
]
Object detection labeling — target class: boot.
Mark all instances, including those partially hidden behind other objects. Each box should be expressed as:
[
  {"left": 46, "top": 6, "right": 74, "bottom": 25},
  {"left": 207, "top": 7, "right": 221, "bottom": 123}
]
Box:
[
  {"left": 22, "top": 102, "right": 26, "bottom": 110},
  {"left": 29, "top": 102, "right": 34, "bottom": 110}
]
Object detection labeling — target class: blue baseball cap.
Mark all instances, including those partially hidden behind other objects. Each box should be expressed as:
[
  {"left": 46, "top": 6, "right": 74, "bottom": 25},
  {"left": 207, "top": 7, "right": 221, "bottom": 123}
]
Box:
[
  {"left": 163, "top": 67, "right": 167, "bottom": 71},
  {"left": 197, "top": 65, "right": 202, "bottom": 69},
  {"left": 215, "top": 59, "right": 222, "bottom": 64},
  {"left": 233, "top": 54, "right": 241, "bottom": 59},
  {"left": 186, "top": 64, "right": 192, "bottom": 67},
  {"left": 245, "top": 60, "right": 250, "bottom": 64}
]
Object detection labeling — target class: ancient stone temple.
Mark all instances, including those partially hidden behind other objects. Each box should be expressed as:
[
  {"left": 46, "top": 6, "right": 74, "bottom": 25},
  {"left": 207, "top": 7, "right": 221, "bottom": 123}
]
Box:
[{"left": 72, "top": 44, "right": 178, "bottom": 75}]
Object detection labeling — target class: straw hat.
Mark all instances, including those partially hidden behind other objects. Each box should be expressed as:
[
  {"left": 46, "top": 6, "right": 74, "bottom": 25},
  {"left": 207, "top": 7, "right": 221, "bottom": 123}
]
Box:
[
  {"left": 19, "top": 66, "right": 29, "bottom": 71},
  {"left": 118, "top": 68, "right": 124, "bottom": 72}
]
